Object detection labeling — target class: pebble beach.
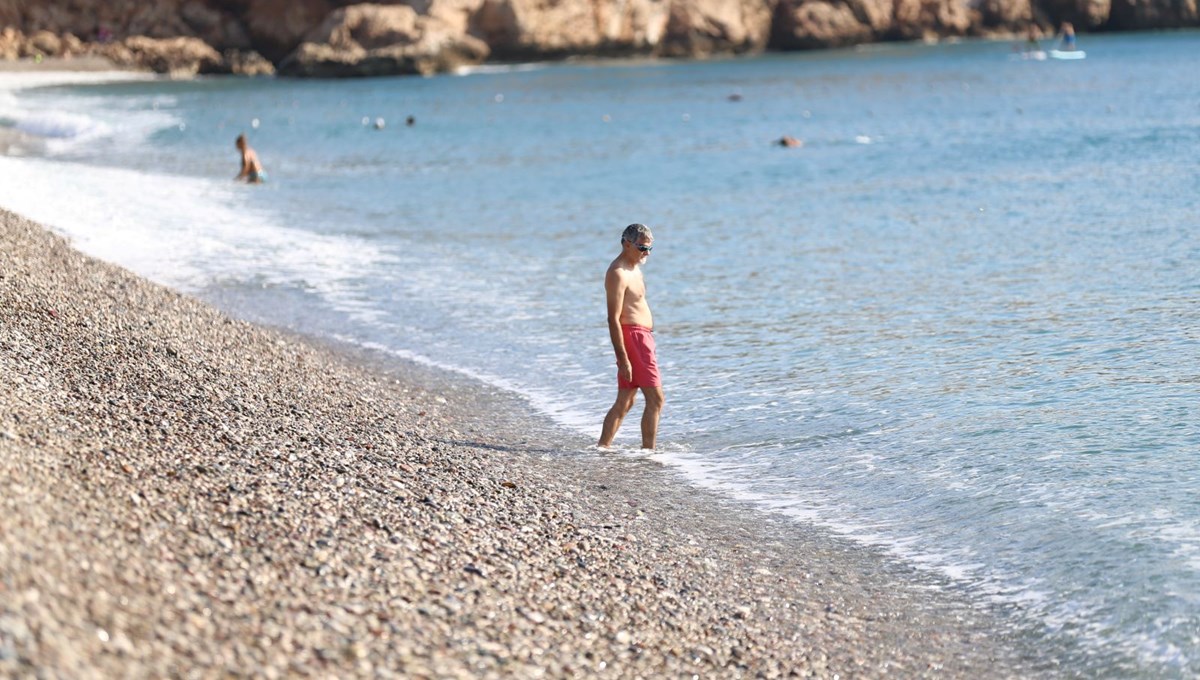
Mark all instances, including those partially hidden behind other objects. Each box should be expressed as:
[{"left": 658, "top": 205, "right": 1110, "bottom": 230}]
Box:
[{"left": 0, "top": 208, "right": 1038, "bottom": 676}]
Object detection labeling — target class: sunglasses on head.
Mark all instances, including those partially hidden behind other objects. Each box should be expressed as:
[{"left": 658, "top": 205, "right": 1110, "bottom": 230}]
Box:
[{"left": 627, "top": 241, "right": 653, "bottom": 252}]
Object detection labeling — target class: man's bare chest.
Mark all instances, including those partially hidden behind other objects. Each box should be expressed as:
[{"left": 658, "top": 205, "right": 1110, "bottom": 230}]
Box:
[{"left": 625, "top": 276, "right": 646, "bottom": 302}]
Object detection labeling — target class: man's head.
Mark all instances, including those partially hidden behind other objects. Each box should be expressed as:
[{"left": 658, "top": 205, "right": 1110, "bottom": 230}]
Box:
[
  {"left": 235, "top": 134, "right": 247, "bottom": 150},
  {"left": 621, "top": 223, "right": 654, "bottom": 261}
]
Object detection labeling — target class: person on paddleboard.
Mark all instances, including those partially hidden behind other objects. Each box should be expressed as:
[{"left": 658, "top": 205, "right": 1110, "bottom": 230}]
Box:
[{"left": 1058, "top": 22, "right": 1077, "bottom": 51}]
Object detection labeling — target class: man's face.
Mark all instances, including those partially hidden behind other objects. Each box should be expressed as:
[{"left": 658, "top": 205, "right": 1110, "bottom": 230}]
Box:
[{"left": 630, "top": 236, "right": 653, "bottom": 263}]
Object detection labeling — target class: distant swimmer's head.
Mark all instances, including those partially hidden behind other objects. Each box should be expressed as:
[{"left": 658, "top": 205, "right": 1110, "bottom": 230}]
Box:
[{"left": 235, "top": 133, "right": 247, "bottom": 149}]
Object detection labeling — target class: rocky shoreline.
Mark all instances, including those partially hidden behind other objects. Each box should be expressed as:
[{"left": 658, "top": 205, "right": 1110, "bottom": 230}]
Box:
[
  {"left": 1, "top": 0, "right": 1197, "bottom": 78},
  {"left": 0, "top": 207, "right": 1048, "bottom": 676}
]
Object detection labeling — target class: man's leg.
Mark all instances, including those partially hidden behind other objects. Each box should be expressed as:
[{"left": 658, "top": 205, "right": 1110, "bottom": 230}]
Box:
[
  {"left": 640, "top": 386, "right": 664, "bottom": 449},
  {"left": 599, "top": 388, "right": 638, "bottom": 447}
]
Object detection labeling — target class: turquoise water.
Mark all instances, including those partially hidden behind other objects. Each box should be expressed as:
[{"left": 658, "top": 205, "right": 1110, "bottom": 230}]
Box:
[{"left": 2, "top": 32, "right": 1199, "bottom": 675}]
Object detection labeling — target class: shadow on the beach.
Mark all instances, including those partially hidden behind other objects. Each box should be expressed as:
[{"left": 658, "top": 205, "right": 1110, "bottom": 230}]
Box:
[{"left": 433, "top": 437, "right": 563, "bottom": 456}]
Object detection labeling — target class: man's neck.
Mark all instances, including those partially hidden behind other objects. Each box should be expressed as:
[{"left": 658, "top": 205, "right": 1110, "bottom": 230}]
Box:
[{"left": 619, "top": 250, "right": 643, "bottom": 268}]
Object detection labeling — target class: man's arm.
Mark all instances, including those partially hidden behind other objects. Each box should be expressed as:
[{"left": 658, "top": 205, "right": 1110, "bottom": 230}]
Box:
[{"left": 605, "top": 267, "right": 632, "bottom": 384}]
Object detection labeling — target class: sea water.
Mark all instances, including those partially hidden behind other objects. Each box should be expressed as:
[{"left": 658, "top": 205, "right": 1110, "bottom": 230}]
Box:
[{"left": 2, "top": 31, "right": 1199, "bottom": 676}]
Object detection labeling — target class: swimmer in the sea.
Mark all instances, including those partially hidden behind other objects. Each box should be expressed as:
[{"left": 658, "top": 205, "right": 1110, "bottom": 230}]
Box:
[{"left": 234, "top": 133, "right": 266, "bottom": 184}]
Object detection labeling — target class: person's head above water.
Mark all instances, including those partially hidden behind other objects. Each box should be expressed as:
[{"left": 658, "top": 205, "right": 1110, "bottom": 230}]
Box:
[{"left": 235, "top": 134, "right": 247, "bottom": 149}]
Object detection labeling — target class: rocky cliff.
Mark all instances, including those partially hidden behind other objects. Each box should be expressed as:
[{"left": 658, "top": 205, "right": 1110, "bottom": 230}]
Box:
[{"left": 0, "top": 0, "right": 1196, "bottom": 77}]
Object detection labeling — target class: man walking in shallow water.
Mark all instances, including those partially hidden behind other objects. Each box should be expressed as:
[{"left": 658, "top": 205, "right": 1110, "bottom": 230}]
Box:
[
  {"left": 234, "top": 134, "right": 266, "bottom": 184},
  {"left": 598, "top": 223, "right": 664, "bottom": 449}
]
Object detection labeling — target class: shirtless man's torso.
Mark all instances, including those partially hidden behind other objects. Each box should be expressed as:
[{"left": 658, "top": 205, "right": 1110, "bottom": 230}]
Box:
[{"left": 235, "top": 134, "right": 265, "bottom": 184}]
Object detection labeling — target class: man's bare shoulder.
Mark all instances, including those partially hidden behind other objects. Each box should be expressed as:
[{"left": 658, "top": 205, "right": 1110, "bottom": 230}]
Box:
[
  {"left": 608, "top": 260, "right": 642, "bottom": 287},
  {"left": 606, "top": 262, "right": 626, "bottom": 290},
  {"left": 607, "top": 256, "right": 640, "bottom": 276}
]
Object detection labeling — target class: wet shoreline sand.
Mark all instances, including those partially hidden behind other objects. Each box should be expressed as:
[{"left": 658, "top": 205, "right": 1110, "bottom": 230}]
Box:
[{"left": 0, "top": 208, "right": 1042, "bottom": 676}]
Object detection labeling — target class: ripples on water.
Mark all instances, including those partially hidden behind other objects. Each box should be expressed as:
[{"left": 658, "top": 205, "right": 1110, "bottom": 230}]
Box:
[{"left": 2, "top": 31, "right": 1199, "bottom": 675}]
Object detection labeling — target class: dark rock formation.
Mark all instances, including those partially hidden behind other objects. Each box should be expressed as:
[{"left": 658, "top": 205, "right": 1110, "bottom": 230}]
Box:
[
  {"left": 278, "top": 3, "right": 489, "bottom": 76},
  {"left": 109, "top": 36, "right": 222, "bottom": 76},
  {"left": 1105, "top": 0, "right": 1197, "bottom": 29},
  {"left": 771, "top": 0, "right": 875, "bottom": 49},
  {"left": 0, "top": 0, "right": 1196, "bottom": 77},
  {"left": 660, "top": 0, "right": 775, "bottom": 57}
]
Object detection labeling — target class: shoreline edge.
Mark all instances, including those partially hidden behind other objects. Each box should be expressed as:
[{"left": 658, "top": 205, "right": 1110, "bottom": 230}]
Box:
[{"left": 0, "top": 207, "right": 1037, "bottom": 676}]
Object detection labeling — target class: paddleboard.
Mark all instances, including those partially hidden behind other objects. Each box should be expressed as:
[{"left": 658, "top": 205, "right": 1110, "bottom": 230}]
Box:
[{"left": 1049, "top": 49, "right": 1086, "bottom": 60}]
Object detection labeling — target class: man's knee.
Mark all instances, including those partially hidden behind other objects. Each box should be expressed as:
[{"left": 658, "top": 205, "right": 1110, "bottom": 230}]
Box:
[
  {"left": 643, "top": 388, "right": 664, "bottom": 410},
  {"left": 613, "top": 390, "right": 638, "bottom": 413}
]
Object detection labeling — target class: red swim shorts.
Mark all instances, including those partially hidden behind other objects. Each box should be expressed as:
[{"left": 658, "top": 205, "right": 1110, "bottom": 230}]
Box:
[{"left": 618, "top": 324, "right": 661, "bottom": 389}]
